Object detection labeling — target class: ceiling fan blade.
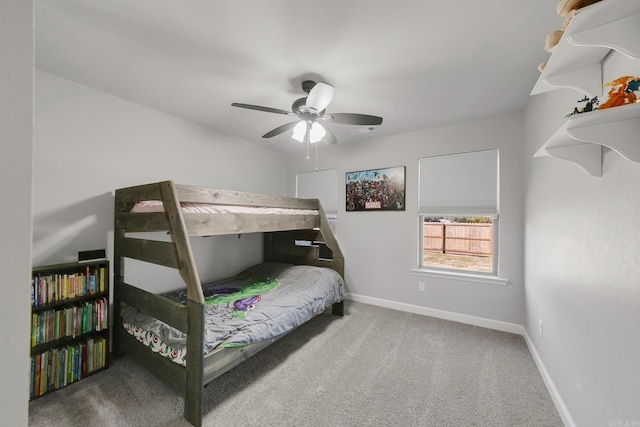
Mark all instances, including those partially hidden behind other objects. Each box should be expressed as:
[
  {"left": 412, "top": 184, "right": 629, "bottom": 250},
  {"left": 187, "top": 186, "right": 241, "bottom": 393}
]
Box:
[
  {"left": 306, "top": 82, "right": 335, "bottom": 113},
  {"left": 262, "top": 121, "right": 300, "bottom": 138},
  {"left": 232, "top": 103, "right": 293, "bottom": 116},
  {"left": 322, "top": 125, "right": 337, "bottom": 145},
  {"left": 322, "top": 113, "right": 383, "bottom": 126}
]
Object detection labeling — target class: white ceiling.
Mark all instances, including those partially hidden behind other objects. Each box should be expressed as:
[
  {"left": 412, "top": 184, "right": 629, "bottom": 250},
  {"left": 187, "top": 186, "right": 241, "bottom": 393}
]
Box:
[{"left": 35, "top": 0, "right": 559, "bottom": 153}]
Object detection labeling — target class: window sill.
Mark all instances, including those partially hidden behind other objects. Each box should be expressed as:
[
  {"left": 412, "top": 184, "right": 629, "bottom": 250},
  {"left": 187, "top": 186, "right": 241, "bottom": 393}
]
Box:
[{"left": 411, "top": 268, "right": 510, "bottom": 286}]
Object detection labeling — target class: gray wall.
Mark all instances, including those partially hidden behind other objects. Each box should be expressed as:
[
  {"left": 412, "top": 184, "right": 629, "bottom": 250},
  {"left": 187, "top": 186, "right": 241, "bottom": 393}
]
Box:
[
  {"left": 524, "top": 65, "right": 640, "bottom": 424},
  {"left": 34, "top": 71, "right": 289, "bottom": 291},
  {"left": 287, "top": 112, "right": 526, "bottom": 329},
  {"left": 0, "top": 1, "right": 33, "bottom": 425}
]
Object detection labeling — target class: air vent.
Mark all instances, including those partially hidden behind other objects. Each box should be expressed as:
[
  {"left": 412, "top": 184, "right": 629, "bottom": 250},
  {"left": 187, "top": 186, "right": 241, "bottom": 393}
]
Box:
[{"left": 350, "top": 126, "right": 377, "bottom": 135}]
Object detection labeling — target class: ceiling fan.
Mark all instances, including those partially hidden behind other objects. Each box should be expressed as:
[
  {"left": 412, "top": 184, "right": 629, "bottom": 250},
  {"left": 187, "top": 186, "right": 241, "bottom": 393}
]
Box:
[{"left": 231, "top": 80, "right": 383, "bottom": 145}]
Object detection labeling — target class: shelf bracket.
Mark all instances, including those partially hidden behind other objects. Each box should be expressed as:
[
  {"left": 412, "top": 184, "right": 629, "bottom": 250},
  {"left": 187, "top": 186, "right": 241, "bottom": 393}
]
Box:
[
  {"left": 545, "top": 143, "right": 603, "bottom": 177},
  {"left": 568, "top": 114, "right": 640, "bottom": 162}
]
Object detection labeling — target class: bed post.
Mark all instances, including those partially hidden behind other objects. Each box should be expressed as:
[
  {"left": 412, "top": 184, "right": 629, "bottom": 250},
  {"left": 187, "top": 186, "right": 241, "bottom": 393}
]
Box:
[
  {"left": 158, "top": 181, "right": 206, "bottom": 425},
  {"left": 184, "top": 300, "right": 205, "bottom": 427},
  {"left": 113, "top": 196, "right": 128, "bottom": 357}
]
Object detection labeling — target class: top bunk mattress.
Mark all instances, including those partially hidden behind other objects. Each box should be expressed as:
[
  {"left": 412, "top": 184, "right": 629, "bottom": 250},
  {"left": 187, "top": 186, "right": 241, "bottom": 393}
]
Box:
[
  {"left": 132, "top": 200, "right": 319, "bottom": 216},
  {"left": 120, "top": 262, "right": 344, "bottom": 365}
]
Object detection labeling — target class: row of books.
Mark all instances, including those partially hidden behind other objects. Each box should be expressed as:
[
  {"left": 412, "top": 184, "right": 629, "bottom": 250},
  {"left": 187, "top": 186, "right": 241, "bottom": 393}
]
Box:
[
  {"left": 31, "top": 298, "right": 108, "bottom": 347},
  {"left": 32, "top": 266, "right": 106, "bottom": 307},
  {"left": 30, "top": 335, "right": 107, "bottom": 399}
]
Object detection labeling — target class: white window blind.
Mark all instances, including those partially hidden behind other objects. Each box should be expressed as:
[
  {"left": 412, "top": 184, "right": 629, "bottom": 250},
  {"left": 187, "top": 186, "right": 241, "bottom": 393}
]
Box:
[
  {"left": 296, "top": 169, "right": 338, "bottom": 215},
  {"left": 418, "top": 149, "right": 498, "bottom": 216}
]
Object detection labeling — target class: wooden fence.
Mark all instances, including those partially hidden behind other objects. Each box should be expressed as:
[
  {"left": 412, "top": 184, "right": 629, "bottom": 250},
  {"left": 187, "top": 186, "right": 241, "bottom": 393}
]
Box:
[{"left": 423, "top": 222, "right": 492, "bottom": 257}]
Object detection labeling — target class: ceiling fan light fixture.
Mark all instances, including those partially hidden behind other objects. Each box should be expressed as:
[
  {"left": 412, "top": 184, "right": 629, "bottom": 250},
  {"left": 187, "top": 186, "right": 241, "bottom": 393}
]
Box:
[
  {"left": 309, "top": 122, "right": 326, "bottom": 143},
  {"left": 306, "top": 82, "right": 335, "bottom": 114},
  {"left": 292, "top": 121, "right": 307, "bottom": 142}
]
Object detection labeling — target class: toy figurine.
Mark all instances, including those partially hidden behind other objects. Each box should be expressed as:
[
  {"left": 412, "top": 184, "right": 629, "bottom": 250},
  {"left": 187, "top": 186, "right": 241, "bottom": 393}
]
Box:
[
  {"left": 599, "top": 76, "right": 640, "bottom": 110},
  {"left": 565, "top": 96, "right": 599, "bottom": 118}
]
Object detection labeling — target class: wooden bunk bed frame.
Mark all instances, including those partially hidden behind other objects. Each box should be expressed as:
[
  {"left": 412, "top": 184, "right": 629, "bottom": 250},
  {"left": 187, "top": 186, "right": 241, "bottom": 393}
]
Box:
[{"left": 113, "top": 180, "right": 344, "bottom": 427}]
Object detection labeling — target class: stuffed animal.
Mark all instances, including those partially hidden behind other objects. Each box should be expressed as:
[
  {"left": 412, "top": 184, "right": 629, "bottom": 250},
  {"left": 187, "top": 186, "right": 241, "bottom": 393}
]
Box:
[
  {"left": 556, "top": 0, "right": 601, "bottom": 17},
  {"left": 543, "top": 0, "right": 603, "bottom": 53}
]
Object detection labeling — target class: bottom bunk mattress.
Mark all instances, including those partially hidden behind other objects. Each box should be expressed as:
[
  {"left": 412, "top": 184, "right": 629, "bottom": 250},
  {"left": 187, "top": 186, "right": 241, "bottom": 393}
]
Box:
[{"left": 120, "top": 262, "right": 345, "bottom": 365}]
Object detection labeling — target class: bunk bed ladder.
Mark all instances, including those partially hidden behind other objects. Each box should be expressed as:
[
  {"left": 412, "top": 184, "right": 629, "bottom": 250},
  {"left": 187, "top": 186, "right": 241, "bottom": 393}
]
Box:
[{"left": 159, "top": 182, "right": 206, "bottom": 426}]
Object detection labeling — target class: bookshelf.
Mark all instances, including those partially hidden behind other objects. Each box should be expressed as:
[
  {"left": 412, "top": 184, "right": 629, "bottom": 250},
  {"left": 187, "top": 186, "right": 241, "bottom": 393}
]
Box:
[{"left": 29, "top": 260, "right": 109, "bottom": 400}]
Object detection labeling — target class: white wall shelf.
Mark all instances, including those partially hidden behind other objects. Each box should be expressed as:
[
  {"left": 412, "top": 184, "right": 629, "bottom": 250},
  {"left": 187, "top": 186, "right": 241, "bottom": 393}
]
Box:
[
  {"left": 534, "top": 103, "right": 640, "bottom": 176},
  {"left": 532, "top": 0, "right": 640, "bottom": 97},
  {"left": 532, "top": 0, "right": 640, "bottom": 176}
]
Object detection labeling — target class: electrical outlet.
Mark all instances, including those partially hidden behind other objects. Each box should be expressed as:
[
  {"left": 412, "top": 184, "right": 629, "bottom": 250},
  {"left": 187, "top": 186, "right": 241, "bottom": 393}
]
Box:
[
  {"left": 539, "top": 320, "right": 544, "bottom": 338},
  {"left": 418, "top": 281, "right": 425, "bottom": 292}
]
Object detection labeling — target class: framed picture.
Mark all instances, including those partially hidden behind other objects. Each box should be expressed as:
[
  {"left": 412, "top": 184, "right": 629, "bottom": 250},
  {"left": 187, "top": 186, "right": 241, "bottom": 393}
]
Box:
[{"left": 346, "top": 166, "right": 405, "bottom": 211}]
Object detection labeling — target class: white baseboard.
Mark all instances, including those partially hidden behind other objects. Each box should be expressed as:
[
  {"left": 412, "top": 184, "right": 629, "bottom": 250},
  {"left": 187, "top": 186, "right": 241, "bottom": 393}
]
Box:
[
  {"left": 345, "top": 293, "right": 522, "bottom": 334},
  {"left": 345, "top": 293, "right": 574, "bottom": 427},
  {"left": 521, "top": 329, "right": 575, "bottom": 427}
]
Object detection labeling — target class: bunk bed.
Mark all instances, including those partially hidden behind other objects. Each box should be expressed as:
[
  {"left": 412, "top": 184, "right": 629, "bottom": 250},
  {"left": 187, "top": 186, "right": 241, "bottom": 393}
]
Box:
[{"left": 113, "top": 180, "right": 345, "bottom": 427}]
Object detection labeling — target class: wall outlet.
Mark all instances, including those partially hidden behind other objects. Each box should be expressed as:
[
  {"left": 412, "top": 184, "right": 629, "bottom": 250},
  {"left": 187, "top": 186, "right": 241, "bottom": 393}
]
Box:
[
  {"left": 539, "top": 320, "right": 544, "bottom": 338},
  {"left": 418, "top": 281, "right": 425, "bottom": 292}
]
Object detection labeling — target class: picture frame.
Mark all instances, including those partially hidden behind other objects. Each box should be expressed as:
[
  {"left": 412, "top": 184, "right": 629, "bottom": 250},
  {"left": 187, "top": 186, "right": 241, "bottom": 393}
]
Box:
[{"left": 346, "top": 166, "right": 405, "bottom": 211}]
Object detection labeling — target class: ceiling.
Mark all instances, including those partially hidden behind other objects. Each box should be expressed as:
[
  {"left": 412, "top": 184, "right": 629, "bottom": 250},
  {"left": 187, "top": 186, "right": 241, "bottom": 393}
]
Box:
[{"left": 35, "top": 0, "right": 559, "bottom": 153}]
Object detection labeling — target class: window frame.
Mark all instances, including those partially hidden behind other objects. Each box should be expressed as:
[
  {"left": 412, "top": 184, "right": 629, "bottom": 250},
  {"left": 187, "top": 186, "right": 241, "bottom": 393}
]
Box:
[
  {"left": 414, "top": 149, "right": 508, "bottom": 286},
  {"left": 417, "top": 214, "right": 499, "bottom": 276}
]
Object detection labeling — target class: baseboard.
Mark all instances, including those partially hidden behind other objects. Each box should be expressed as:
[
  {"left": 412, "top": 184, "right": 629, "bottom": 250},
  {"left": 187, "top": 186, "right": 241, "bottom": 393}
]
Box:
[
  {"left": 345, "top": 293, "right": 522, "bottom": 335},
  {"left": 521, "top": 329, "right": 575, "bottom": 427}
]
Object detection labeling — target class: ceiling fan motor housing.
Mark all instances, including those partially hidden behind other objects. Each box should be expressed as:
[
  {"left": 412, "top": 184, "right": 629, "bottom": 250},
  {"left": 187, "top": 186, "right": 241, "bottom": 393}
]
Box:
[{"left": 301, "top": 80, "right": 317, "bottom": 94}]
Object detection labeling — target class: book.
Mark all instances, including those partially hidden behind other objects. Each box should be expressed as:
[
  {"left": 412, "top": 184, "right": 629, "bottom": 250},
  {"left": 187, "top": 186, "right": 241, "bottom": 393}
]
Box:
[
  {"left": 34, "top": 354, "right": 41, "bottom": 397},
  {"left": 85, "top": 336, "right": 94, "bottom": 373},
  {"left": 99, "top": 267, "right": 105, "bottom": 293},
  {"left": 31, "top": 313, "right": 37, "bottom": 347},
  {"left": 39, "top": 352, "right": 47, "bottom": 396},
  {"left": 81, "top": 341, "right": 87, "bottom": 378},
  {"left": 30, "top": 356, "right": 35, "bottom": 398},
  {"left": 89, "top": 270, "right": 96, "bottom": 295}
]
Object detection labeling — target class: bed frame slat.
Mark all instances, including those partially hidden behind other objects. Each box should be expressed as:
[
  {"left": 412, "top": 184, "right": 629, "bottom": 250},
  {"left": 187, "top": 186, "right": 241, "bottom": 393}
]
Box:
[
  {"left": 116, "top": 212, "right": 171, "bottom": 233},
  {"left": 117, "top": 237, "right": 179, "bottom": 269},
  {"left": 115, "top": 182, "right": 164, "bottom": 204},
  {"left": 182, "top": 213, "right": 319, "bottom": 236},
  {"left": 202, "top": 332, "right": 290, "bottom": 382},
  {"left": 119, "top": 282, "right": 189, "bottom": 333},
  {"left": 174, "top": 185, "right": 318, "bottom": 210}
]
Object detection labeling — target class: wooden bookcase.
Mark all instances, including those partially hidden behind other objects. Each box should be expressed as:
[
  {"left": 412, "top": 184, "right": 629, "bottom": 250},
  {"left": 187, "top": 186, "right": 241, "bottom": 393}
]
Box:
[{"left": 29, "top": 260, "right": 109, "bottom": 400}]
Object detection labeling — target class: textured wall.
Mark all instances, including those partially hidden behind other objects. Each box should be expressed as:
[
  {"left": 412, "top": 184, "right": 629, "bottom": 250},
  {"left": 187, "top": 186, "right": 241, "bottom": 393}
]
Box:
[{"left": 524, "top": 51, "right": 640, "bottom": 425}]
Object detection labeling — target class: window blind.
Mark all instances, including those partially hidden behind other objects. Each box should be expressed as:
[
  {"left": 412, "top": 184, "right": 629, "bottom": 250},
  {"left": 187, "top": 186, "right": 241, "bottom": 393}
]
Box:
[
  {"left": 296, "top": 169, "right": 338, "bottom": 215},
  {"left": 418, "top": 149, "right": 498, "bottom": 216}
]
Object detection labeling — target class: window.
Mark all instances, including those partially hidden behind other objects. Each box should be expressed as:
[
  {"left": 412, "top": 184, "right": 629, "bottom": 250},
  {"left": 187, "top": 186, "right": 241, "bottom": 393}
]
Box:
[{"left": 418, "top": 150, "right": 499, "bottom": 275}]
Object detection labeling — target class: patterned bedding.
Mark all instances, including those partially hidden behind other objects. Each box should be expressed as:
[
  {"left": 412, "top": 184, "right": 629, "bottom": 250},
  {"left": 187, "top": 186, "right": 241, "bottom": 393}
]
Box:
[{"left": 121, "top": 262, "right": 344, "bottom": 365}]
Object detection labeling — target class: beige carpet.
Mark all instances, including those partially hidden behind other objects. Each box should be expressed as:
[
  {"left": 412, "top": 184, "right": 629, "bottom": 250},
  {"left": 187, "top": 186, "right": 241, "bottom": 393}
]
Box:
[{"left": 29, "top": 301, "right": 563, "bottom": 426}]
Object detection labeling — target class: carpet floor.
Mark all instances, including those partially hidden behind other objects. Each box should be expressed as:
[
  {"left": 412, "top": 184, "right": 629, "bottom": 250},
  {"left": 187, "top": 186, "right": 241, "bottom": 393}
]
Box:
[{"left": 29, "top": 301, "right": 563, "bottom": 426}]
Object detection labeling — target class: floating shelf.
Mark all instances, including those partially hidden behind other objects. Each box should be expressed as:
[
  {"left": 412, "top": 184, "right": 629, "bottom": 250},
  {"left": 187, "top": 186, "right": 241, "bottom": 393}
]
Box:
[
  {"left": 531, "top": 0, "right": 640, "bottom": 97},
  {"left": 532, "top": 0, "right": 640, "bottom": 176},
  {"left": 534, "top": 103, "right": 640, "bottom": 176}
]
